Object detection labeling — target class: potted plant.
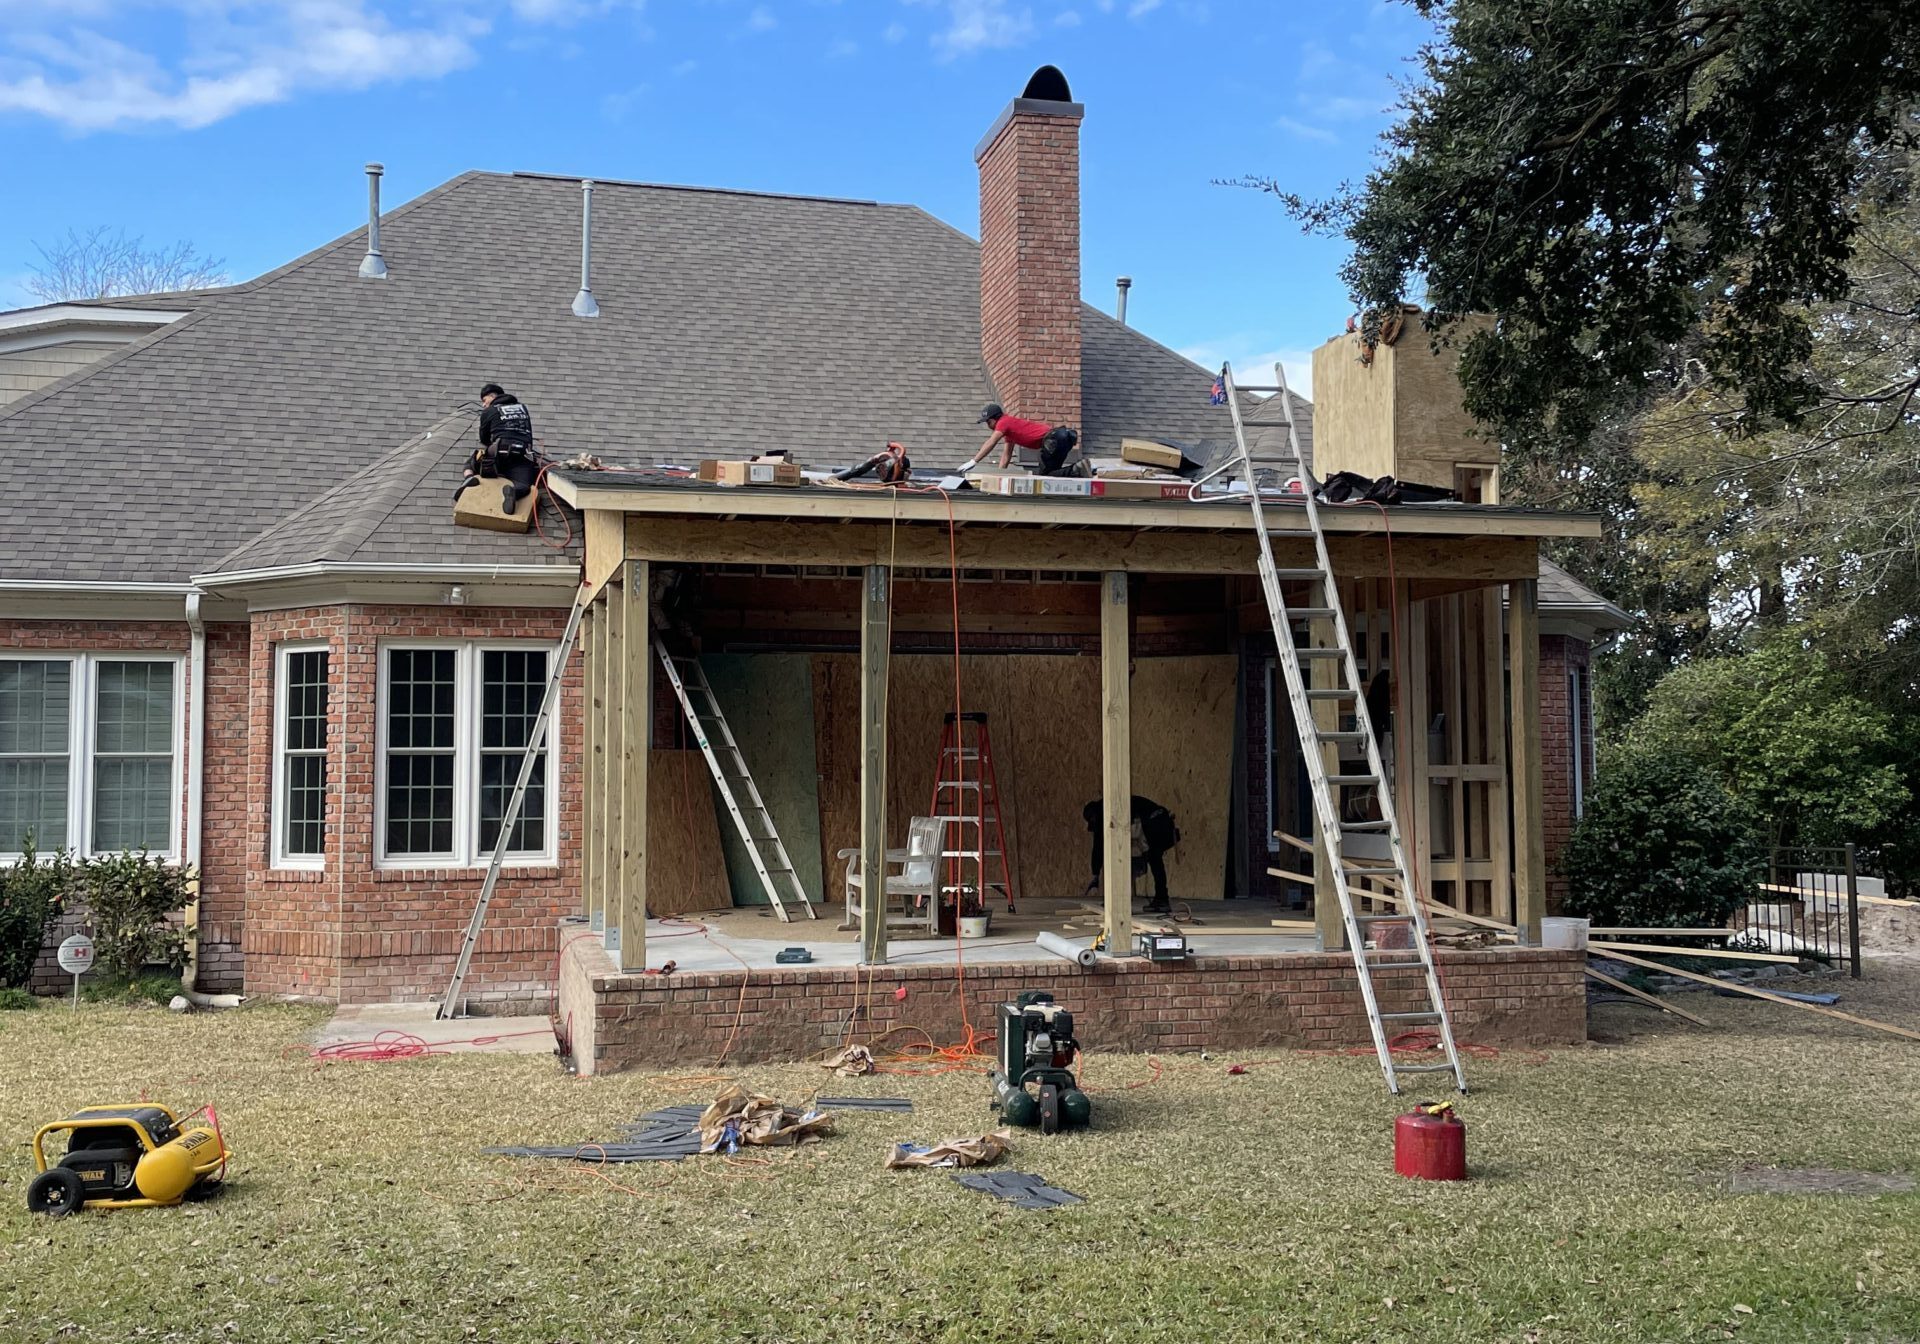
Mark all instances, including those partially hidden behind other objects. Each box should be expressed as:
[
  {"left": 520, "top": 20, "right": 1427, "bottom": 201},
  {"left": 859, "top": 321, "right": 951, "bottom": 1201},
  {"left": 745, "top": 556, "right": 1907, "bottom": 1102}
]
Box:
[{"left": 957, "top": 889, "right": 990, "bottom": 940}]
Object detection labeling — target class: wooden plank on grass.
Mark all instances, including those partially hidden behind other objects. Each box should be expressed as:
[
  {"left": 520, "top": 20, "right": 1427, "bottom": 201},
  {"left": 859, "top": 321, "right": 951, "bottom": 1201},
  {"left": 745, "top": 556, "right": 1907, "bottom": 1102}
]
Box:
[
  {"left": 1585, "top": 967, "right": 1711, "bottom": 1027},
  {"left": 1595, "top": 949, "right": 1920, "bottom": 1044}
]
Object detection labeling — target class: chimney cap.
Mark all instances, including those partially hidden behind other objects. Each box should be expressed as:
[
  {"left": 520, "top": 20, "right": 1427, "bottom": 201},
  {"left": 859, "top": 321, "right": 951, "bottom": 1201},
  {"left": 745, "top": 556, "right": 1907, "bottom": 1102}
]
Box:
[{"left": 1021, "top": 65, "right": 1073, "bottom": 102}]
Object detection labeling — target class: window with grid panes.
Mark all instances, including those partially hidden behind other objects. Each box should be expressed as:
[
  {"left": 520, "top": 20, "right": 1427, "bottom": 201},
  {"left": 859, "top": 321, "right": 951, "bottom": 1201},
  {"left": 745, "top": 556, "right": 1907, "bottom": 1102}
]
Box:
[
  {"left": 378, "top": 644, "right": 554, "bottom": 865},
  {"left": 277, "top": 649, "right": 329, "bottom": 861},
  {"left": 91, "top": 661, "right": 176, "bottom": 852},
  {"left": 384, "top": 648, "right": 457, "bottom": 857}
]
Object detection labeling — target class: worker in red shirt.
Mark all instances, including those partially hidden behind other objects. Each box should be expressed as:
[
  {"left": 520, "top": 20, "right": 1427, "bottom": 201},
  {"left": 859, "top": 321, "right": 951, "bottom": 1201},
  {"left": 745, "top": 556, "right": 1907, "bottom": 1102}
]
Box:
[{"left": 959, "top": 404, "right": 1084, "bottom": 476}]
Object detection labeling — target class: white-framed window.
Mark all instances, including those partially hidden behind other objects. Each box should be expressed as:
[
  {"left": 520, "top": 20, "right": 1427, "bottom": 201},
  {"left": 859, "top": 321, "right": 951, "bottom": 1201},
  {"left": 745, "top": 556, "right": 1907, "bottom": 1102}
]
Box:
[
  {"left": 272, "top": 645, "right": 330, "bottom": 868},
  {"left": 0, "top": 653, "right": 183, "bottom": 859},
  {"left": 375, "top": 642, "right": 555, "bottom": 868},
  {"left": 1569, "top": 663, "right": 1590, "bottom": 819}
]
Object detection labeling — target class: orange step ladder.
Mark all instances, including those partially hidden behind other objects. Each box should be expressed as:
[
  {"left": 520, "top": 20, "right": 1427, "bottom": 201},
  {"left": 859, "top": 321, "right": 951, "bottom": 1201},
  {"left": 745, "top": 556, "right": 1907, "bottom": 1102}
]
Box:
[{"left": 926, "top": 711, "right": 1018, "bottom": 914}]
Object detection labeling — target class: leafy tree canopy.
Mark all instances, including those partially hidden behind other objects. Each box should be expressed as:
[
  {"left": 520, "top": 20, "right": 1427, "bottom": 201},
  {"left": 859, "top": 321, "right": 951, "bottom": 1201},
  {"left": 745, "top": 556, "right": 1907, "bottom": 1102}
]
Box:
[{"left": 1258, "top": 1, "right": 1920, "bottom": 442}]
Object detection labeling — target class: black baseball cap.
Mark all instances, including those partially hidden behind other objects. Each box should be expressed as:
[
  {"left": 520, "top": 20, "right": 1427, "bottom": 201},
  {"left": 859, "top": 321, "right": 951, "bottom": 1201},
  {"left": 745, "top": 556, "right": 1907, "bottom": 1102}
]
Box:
[{"left": 976, "top": 403, "right": 1003, "bottom": 425}]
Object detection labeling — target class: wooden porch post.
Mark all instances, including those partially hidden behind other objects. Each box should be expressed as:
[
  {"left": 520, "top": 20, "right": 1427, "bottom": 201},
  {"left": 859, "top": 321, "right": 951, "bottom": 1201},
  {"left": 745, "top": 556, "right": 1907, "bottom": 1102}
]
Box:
[
  {"left": 601, "top": 577, "right": 624, "bottom": 954},
  {"left": 581, "top": 599, "right": 601, "bottom": 926},
  {"left": 1310, "top": 612, "right": 1345, "bottom": 951},
  {"left": 1101, "top": 571, "right": 1133, "bottom": 953},
  {"left": 616, "top": 560, "right": 649, "bottom": 972},
  {"left": 1509, "top": 577, "right": 1545, "bottom": 944},
  {"left": 859, "top": 564, "right": 891, "bottom": 964}
]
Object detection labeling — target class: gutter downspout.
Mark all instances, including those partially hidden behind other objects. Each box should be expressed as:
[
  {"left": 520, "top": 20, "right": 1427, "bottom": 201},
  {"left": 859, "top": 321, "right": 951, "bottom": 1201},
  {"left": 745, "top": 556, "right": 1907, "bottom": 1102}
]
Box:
[{"left": 182, "top": 589, "right": 207, "bottom": 992}]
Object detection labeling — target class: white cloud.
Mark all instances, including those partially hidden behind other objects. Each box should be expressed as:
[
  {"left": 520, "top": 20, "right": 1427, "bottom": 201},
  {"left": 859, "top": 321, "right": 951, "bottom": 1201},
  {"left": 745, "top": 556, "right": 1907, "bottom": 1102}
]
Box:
[
  {"left": 745, "top": 4, "right": 777, "bottom": 32},
  {"left": 882, "top": 20, "right": 908, "bottom": 42},
  {"left": 1276, "top": 115, "right": 1337, "bottom": 145},
  {"left": 1176, "top": 343, "right": 1316, "bottom": 400},
  {"left": 908, "top": 0, "right": 1033, "bottom": 59},
  {"left": 827, "top": 36, "right": 858, "bottom": 57},
  {"left": 1127, "top": 0, "right": 1160, "bottom": 16},
  {"left": 0, "top": 1, "right": 651, "bottom": 133},
  {"left": 671, "top": 57, "right": 699, "bottom": 76},
  {"left": 1053, "top": 9, "right": 1080, "bottom": 25}
]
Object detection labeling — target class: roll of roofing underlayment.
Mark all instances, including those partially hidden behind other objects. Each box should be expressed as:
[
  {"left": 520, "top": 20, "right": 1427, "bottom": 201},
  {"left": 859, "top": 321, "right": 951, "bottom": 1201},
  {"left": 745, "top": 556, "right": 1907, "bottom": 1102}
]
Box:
[{"left": 1035, "top": 931, "right": 1098, "bottom": 969}]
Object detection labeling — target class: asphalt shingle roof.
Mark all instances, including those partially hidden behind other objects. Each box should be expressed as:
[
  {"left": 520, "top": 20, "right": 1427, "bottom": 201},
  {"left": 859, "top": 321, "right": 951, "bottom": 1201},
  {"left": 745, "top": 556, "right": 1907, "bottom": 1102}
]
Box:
[{"left": 0, "top": 170, "right": 1266, "bottom": 584}]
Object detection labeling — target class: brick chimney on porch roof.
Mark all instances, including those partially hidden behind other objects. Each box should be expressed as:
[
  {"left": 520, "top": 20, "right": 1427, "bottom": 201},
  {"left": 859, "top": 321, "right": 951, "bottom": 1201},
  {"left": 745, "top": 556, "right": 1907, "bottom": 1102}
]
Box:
[{"left": 975, "top": 65, "right": 1083, "bottom": 430}]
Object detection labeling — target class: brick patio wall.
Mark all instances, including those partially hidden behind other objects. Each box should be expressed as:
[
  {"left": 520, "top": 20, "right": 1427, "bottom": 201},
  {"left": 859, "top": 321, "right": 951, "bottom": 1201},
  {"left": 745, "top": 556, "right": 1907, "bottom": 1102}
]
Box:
[{"left": 557, "top": 923, "right": 1586, "bottom": 1074}]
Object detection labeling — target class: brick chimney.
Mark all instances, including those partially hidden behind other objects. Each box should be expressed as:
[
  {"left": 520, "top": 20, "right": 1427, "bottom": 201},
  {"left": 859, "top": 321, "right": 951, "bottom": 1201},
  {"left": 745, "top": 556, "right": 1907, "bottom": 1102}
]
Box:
[{"left": 975, "top": 65, "right": 1083, "bottom": 429}]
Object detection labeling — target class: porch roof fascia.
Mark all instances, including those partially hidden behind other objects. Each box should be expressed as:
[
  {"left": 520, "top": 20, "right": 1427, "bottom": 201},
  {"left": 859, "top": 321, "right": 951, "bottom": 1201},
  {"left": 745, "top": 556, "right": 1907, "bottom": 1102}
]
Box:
[{"left": 545, "top": 470, "right": 1603, "bottom": 540}]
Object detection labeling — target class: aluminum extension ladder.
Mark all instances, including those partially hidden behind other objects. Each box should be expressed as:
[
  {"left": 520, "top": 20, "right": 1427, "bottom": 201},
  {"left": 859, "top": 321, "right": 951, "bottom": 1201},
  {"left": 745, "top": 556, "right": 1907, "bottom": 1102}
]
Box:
[
  {"left": 1216, "top": 361, "right": 1467, "bottom": 1094},
  {"left": 656, "top": 644, "right": 818, "bottom": 922},
  {"left": 438, "top": 582, "right": 591, "bottom": 1020}
]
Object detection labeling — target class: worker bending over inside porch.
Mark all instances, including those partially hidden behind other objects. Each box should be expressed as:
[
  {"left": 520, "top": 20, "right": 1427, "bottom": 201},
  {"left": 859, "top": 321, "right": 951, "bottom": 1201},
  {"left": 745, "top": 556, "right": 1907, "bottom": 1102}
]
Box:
[
  {"left": 1082, "top": 795, "right": 1181, "bottom": 915},
  {"left": 960, "top": 403, "right": 1085, "bottom": 477},
  {"left": 455, "top": 383, "right": 541, "bottom": 515}
]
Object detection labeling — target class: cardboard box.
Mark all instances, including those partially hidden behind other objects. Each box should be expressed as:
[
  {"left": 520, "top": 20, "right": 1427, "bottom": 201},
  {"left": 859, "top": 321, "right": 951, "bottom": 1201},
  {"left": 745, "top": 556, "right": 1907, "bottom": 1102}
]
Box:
[
  {"left": 697, "top": 457, "right": 803, "bottom": 487},
  {"left": 972, "top": 473, "right": 1097, "bottom": 497},
  {"left": 1089, "top": 476, "right": 1194, "bottom": 500},
  {"left": 1120, "top": 438, "right": 1188, "bottom": 470},
  {"left": 453, "top": 482, "right": 535, "bottom": 533}
]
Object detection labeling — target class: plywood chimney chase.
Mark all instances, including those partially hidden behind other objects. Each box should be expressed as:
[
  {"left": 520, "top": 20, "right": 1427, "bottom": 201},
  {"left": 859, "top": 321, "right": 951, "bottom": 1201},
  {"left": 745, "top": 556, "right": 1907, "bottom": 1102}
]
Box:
[
  {"left": 975, "top": 65, "right": 1083, "bottom": 431},
  {"left": 1311, "top": 311, "right": 1501, "bottom": 503}
]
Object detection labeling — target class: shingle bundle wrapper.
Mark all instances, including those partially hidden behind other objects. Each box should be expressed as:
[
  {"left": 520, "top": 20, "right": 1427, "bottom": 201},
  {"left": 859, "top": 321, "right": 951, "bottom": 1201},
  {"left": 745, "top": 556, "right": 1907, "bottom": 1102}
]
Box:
[
  {"left": 885, "top": 1131, "right": 1013, "bottom": 1170},
  {"left": 699, "top": 1083, "right": 834, "bottom": 1155}
]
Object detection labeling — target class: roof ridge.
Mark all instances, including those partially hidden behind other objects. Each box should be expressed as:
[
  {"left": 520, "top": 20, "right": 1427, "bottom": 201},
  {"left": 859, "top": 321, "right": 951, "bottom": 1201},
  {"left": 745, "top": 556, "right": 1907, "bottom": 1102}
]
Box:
[
  {"left": 506, "top": 170, "right": 883, "bottom": 209},
  {"left": 0, "top": 307, "right": 218, "bottom": 429}
]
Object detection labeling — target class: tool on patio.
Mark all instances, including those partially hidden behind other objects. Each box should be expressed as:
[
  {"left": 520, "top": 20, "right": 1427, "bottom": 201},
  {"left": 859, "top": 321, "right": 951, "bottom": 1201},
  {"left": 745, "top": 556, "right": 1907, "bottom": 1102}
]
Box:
[
  {"left": 928, "top": 711, "right": 1017, "bottom": 917},
  {"left": 439, "top": 582, "right": 590, "bottom": 1019},
  {"left": 1208, "top": 361, "right": 1468, "bottom": 1096},
  {"left": 27, "top": 1105, "right": 228, "bottom": 1216},
  {"left": 1134, "top": 929, "right": 1190, "bottom": 962},
  {"left": 988, "top": 991, "right": 1091, "bottom": 1135},
  {"left": 1393, "top": 1100, "right": 1467, "bottom": 1181},
  {"left": 658, "top": 639, "right": 817, "bottom": 922}
]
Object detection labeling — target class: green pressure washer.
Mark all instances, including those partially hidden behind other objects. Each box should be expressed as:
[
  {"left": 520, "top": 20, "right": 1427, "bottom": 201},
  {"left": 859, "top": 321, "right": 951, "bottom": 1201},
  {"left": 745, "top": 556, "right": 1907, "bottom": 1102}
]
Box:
[{"left": 989, "top": 991, "right": 1091, "bottom": 1134}]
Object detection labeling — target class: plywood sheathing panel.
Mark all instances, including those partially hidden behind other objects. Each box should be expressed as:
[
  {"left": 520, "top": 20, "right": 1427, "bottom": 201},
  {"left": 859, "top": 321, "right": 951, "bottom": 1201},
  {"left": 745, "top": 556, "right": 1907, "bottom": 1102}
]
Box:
[
  {"left": 702, "top": 653, "right": 825, "bottom": 907},
  {"left": 810, "top": 651, "right": 1236, "bottom": 908},
  {"left": 1131, "top": 655, "right": 1237, "bottom": 901},
  {"left": 647, "top": 748, "right": 733, "bottom": 916}
]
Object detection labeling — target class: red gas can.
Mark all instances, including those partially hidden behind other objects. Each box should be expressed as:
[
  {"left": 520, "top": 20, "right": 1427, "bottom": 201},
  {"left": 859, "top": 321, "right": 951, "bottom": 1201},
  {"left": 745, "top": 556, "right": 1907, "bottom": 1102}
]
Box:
[{"left": 1393, "top": 1102, "right": 1466, "bottom": 1180}]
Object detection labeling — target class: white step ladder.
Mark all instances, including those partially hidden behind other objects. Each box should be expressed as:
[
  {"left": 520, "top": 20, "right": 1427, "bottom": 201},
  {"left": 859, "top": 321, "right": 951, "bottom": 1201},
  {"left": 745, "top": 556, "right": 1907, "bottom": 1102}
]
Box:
[
  {"left": 438, "top": 582, "right": 591, "bottom": 1020},
  {"left": 656, "top": 644, "right": 818, "bottom": 923},
  {"left": 1215, "top": 361, "right": 1467, "bottom": 1094}
]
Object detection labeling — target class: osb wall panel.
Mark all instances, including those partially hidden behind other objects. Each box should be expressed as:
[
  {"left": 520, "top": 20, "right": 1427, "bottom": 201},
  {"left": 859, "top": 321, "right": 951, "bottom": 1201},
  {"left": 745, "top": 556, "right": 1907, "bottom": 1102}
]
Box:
[
  {"left": 1131, "top": 655, "right": 1236, "bottom": 899},
  {"left": 810, "top": 653, "right": 1236, "bottom": 907},
  {"left": 703, "top": 653, "right": 824, "bottom": 907},
  {"left": 648, "top": 748, "right": 732, "bottom": 916}
]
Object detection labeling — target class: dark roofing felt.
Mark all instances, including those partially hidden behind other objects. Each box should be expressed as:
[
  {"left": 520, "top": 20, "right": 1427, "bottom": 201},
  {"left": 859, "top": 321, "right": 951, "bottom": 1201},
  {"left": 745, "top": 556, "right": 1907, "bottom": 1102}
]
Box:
[{"left": 0, "top": 171, "right": 1270, "bottom": 584}]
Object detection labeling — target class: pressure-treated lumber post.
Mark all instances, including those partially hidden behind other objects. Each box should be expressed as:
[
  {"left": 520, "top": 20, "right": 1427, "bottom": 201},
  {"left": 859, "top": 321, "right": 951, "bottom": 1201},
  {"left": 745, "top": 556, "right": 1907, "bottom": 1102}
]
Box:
[
  {"left": 1508, "top": 577, "right": 1545, "bottom": 945},
  {"left": 1310, "top": 612, "right": 1346, "bottom": 951},
  {"left": 581, "top": 600, "right": 600, "bottom": 925},
  {"left": 1101, "top": 571, "right": 1133, "bottom": 953},
  {"left": 859, "top": 564, "right": 891, "bottom": 964},
  {"left": 602, "top": 579, "right": 625, "bottom": 955},
  {"left": 615, "top": 561, "right": 650, "bottom": 972}
]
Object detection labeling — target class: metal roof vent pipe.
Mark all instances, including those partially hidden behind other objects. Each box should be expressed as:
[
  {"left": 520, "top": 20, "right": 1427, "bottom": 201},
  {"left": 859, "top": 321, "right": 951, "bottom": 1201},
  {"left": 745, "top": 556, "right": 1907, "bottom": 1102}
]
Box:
[
  {"left": 1115, "top": 276, "right": 1131, "bottom": 325},
  {"left": 572, "top": 179, "right": 600, "bottom": 318},
  {"left": 358, "top": 163, "right": 388, "bottom": 279}
]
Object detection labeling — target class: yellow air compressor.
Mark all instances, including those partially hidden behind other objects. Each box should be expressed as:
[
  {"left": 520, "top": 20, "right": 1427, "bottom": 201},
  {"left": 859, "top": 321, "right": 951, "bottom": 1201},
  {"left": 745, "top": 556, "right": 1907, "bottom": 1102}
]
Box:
[{"left": 27, "top": 1105, "right": 228, "bottom": 1216}]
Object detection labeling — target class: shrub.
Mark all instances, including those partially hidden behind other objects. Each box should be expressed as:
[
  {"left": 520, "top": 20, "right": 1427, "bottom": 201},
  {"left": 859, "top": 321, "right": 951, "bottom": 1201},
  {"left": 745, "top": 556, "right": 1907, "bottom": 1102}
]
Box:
[
  {"left": 80, "top": 970, "right": 184, "bottom": 1007},
  {"left": 0, "top": 838, "right": 73, "bottom": 988},
  {"left": 0, "top": 986, "right": 36, "bottom": 1011},
  {"left": 78, "top": 851, "right": 195, "bottom": 982},
  {"left": 1561, "top": 747, "right": 1766, "bottom": 929}
]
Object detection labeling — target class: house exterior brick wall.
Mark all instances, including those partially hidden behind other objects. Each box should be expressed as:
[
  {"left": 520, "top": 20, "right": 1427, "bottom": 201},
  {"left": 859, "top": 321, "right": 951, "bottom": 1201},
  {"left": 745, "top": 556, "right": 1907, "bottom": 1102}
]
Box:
[
  {"left": 976, "top": 96, "right": 1083, "bottom": 430},
  {"left": 558, "top": 924, "right": 1586, "bottom": 1073},
  {"left": 242, "top": 603, "right": 583, "bottom": 1007},
  {"left": 1540, "top": 634, "right": 1592, "bottom": 911}
]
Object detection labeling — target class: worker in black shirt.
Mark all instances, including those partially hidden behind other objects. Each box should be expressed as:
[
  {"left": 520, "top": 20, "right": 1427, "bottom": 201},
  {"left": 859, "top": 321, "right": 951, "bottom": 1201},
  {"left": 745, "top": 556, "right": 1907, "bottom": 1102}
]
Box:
[
  {"left": 1081, "top": 795, "right": 1182, "bottom": 914},
  {"left": 455, "top": 383, "right": 541, "bottom": 514}
]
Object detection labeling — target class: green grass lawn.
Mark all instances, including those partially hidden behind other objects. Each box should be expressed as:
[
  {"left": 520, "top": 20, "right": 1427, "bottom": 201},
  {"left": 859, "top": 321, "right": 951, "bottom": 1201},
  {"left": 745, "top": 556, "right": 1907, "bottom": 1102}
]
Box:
[{"left": 2, "top": 967, "right": 1917, "bottom": 1344}]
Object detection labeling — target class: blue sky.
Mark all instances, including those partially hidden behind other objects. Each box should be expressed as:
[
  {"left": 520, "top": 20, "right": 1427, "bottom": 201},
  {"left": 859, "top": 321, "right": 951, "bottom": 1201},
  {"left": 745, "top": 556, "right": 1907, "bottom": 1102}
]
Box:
[{"left": 1, "top": 0, "right": 1433, "bottom": 394}]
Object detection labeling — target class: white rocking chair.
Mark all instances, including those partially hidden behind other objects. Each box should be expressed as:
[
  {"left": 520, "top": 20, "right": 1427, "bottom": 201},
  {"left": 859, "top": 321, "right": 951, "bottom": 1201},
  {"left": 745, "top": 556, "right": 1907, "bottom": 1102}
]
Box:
[{"left": 840, "top": 815, "right": 944, "bottom": 937}]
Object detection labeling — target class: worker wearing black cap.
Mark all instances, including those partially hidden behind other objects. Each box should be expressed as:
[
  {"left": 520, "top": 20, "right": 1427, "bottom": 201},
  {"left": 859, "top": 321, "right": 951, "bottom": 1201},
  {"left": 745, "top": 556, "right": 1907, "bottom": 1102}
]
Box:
[
  {"left": 455, "top": 383, "right": 541, "bottom": 514},
  {"left": 957, "top": 403, "right": 1083, "bottom": 477}
]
